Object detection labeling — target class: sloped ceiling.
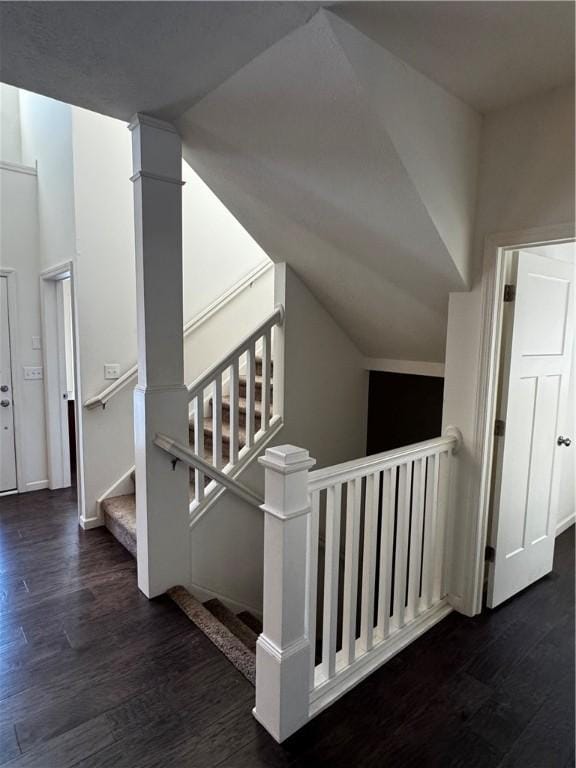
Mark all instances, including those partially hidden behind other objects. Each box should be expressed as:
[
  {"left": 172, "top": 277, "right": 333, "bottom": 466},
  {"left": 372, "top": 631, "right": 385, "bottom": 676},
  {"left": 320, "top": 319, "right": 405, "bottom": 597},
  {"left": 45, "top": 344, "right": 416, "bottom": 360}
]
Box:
[
  {"left": 177, "top": 10, "right": 480, "bottom": 361},
  {"left": 333, "top": 1, "right": 575, "bottom": 114}
]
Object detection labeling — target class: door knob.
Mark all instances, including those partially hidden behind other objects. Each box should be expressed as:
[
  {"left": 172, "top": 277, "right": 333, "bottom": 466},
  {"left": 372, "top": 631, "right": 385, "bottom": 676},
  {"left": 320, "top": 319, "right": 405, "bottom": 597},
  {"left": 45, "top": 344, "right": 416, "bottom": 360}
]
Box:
[
  {"left": 0, "top": 399, "right": 10, "bottom": 408},
  {"left": 0, "top": 385, "right": 8, "bottom": 392},
  {"left": 557, "top": 436, "right": 572, "bottom": 447}
]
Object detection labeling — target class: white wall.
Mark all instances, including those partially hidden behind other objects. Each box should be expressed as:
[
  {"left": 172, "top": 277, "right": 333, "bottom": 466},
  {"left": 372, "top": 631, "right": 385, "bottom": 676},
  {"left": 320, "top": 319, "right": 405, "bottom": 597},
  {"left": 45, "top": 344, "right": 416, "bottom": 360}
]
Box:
[
  {"left": 0, "top": 83, "right": 22, "bottom": 164},
  {"left": 0, "top": 167, "right": 45, "bottom": 491},
  {"left": 19, "top": 92, "right": 77, "bottom": 271},
  {"left": 182, "top": 164, "right": 269, "bottom": 319},
  {"left": 190, "top": 263, "right": 368, "bottom": 614},
  {"left": 442, "top": 85, "right": 576, "bottom": 614},
  {"left": 8, "top": 87, "right": 273, "bottom": 520}
]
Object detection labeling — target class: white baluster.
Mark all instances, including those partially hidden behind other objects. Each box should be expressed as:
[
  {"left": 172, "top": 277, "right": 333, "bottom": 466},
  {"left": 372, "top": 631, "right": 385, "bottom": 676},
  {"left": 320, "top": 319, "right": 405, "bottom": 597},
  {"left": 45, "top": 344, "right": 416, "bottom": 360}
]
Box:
[
  {"left": 377, "top": 467, "right": 396, "bottom": 639},
  {"left": 261, "top": 329, "right": 271, "bottom": 432},
  {"left": 322, "top": 484, "right": 341, "bottom": 680},
  {"left": 255, "top": 445, "right": 316, "bottom": 743},
  {"left": 434, "top": 450, "right": 451, "bottom": 602},
  {"left": 228, "top": 358, "right": 239, "bottom": 465},
  {"left": 245, "top": 345, "right": 256, "bottom": 448},
  {"left": 212, "top": 375, "right": 222, "bottom": 470},
  {"left": 393, "top": 463, "right": 411, "bottom": 629},
  {"left": 193, "top": 391, "right": 204, "bottom": 503},
  {"left": 307, "top": 491, "right": 320, "bottom": 689},
  {"left": 360, "top": 472, "right": 379, "bottom": 651},
  {"left": 342, "top": 478, "right": 361, "bottom": 666},
  {"left": 421, "top": 454, "right": 440, "bottom": 609},
  {"left": 406, "top": 457, "right": 425, "bottom": 621}
]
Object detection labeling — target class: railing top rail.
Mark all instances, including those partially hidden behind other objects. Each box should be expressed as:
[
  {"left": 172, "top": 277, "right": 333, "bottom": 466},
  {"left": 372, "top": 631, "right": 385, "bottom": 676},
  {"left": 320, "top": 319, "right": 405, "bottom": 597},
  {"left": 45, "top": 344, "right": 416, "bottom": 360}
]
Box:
[
  {"left": 154, "top": 432, "right": 264, "bottom": 510},
  {"left": 308, "top": 431, "right": 460, "bottom": 491},
  {"left": 187, "top": 304, "right": 284, "bottom": 401},
  {"left": 84, "top": 366, "right": 137, "bottom": 410}
]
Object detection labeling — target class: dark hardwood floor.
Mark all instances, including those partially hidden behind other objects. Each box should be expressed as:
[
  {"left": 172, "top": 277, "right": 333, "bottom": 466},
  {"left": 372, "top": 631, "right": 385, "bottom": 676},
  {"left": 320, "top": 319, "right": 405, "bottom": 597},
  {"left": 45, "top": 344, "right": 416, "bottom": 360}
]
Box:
[{"left": 0, "top": 487, "right": 573, "bottom": 767}]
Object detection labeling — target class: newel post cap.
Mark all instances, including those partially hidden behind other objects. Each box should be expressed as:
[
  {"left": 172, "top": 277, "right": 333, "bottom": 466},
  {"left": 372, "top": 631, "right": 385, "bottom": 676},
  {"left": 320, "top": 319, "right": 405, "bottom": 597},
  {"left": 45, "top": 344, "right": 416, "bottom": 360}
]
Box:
[{"left": 259, "top": 445, "right": 316, "bottom": 474}]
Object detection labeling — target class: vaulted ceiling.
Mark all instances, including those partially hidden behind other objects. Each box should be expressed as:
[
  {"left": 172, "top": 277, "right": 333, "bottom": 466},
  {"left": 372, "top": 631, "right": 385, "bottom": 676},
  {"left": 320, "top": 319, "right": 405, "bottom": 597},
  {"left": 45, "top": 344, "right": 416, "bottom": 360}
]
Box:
[{"left": 1, "top": 1, "right": 573, "bottom": 361}]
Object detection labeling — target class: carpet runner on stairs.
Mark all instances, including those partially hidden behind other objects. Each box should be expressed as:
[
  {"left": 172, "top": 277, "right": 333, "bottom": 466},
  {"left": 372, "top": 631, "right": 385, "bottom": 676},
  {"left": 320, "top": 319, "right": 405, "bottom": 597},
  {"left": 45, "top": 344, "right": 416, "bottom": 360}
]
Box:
[{"left": 101, "top": 494, "right": 260, "bottom": 684}]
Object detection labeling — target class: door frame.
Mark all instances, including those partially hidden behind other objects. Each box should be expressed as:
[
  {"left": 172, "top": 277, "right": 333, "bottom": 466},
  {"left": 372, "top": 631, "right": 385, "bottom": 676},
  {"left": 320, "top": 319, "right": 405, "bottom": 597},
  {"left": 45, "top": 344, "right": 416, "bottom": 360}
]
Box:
[
  {"left": 469, "top": 222, "right": 575, "bottom": 615},
  {"left": 0, "top": 267, "right": 25, "bottom": 494},
  {"left": 40, "top": 261, "right": 81, "bottom": 492}
]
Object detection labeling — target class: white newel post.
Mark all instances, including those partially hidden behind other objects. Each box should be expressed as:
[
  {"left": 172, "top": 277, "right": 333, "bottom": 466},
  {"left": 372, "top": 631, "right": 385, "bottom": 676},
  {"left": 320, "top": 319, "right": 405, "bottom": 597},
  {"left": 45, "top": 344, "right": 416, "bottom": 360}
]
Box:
[
  {"left": 254, "top": 445, "right": 316, "bottom": 743},
  {"left": 129, "top": 114, "right": 190, "bottom": 598}
]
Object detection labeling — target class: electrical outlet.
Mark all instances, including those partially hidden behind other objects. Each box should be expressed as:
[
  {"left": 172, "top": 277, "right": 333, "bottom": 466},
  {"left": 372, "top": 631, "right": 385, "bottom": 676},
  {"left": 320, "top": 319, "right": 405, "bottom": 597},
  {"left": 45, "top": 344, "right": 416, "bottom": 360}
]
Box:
[
  {"left": 23, "top": 366, "right": 43, "bottom": 380},
  {"left": 104, "top": 364, "right": 120, "bottom": 380}
]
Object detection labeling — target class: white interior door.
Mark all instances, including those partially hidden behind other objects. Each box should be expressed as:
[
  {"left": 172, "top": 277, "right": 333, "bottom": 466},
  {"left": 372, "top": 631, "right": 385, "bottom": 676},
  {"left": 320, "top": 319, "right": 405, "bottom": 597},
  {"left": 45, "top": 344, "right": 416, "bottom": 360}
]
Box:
[
  {"left": 488, "top": 250, "right": 574, "bottom": 608},
  {"left": 0, "top": 276, "right": 17, "bottom": 492}
]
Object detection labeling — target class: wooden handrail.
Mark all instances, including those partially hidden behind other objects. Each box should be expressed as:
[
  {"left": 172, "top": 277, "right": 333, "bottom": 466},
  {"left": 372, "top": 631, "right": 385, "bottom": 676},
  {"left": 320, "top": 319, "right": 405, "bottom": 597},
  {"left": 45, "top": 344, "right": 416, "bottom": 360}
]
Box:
[
  {"left": 308, "top": 428, "right": 461, "bottom": 491},
  {"left": 154, "top": 432, "right": 264, "bottom": 510},
  {"left": 187, "top": 305, "right": 284, "bottom": 401}
]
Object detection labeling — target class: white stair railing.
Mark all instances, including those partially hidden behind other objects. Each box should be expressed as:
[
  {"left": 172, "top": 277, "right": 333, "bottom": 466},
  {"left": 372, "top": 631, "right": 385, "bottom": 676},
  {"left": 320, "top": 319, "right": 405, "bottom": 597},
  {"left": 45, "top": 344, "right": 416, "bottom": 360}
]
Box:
[
  {"left": 187, "top": 305, "right": 284, "bottom": 520},
  {"left": 254, "top": 429, "right": 462, "bottom": 743}
]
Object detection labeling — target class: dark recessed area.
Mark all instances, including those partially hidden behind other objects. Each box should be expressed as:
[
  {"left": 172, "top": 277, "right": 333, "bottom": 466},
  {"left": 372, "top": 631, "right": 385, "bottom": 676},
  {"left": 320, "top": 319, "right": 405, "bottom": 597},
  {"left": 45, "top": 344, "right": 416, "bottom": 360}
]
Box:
[{"left": 366, "top": 371, "right": 445, "bottom": 455}]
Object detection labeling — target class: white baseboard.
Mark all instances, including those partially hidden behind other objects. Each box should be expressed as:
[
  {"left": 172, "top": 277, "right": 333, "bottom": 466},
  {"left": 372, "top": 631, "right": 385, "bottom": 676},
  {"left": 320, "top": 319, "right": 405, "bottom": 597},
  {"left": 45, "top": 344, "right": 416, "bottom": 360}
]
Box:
[
  {"left": 556, "top": 514, "right": 575, "bottom": 536},
  {"left": 188, "top": 580, "right": 263, "bottom": 622},
  {"left": 25, "top": 480, "right": 49, "bottom": 492},
  {"left": 80, "top": 515, "right": 105, "bottom": 530}
]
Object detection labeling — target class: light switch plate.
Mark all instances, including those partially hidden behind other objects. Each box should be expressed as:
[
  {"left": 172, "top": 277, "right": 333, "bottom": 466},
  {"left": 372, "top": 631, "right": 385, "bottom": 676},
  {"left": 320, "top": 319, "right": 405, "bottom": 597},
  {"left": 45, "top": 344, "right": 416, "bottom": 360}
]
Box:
[
  {"left": 24, "top": 366, "right": 43, "bottom": 380},
  {"left": 104, "top": 364, "right": 120, "bottom": 380},
  {"left": 32, "top": 336, "right": 41, "bottom": 350}
]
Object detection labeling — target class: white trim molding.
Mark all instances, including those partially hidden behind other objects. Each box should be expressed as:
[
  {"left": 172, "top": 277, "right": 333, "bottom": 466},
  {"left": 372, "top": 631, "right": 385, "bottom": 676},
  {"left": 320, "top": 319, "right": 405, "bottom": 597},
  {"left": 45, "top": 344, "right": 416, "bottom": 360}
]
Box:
[
  {"left": 556, "top": 514, "right": 575, "bottom": 537},
  {"left": 364, "top": 357, "right": 445, "bottom": 378},
  {"left": 0, "top": 160, "right": 37, "bottom": 176}
]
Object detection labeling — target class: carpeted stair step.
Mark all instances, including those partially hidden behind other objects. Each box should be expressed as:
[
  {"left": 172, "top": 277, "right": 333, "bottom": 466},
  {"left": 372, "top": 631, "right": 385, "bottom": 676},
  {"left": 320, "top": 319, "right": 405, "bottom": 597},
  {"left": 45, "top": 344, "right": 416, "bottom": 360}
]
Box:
[
  {"left": 102, "top": 483, "right": 200, "bottom": 556},
  {"left": 237, "top": 611, "right": 263, "bottom": 636},
  {"left": 238, "top": 374, "right": 271, "bottom": 401},
  {"left": 203, "top": 599, "right": 258, "bottom": 653},
  {"left": 168, "top": 586, "right": 255, "bottom": 684},
  {"left": 101, "top": 494, "right": 137, "bottom": 558}
]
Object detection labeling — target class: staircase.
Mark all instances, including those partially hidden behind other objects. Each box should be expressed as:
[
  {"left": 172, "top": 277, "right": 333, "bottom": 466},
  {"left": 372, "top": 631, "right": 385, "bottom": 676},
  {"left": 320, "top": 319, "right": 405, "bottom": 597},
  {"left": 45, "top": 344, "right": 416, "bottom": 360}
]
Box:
[{"left": 101, "top": 358, "right": 272, "bottom": 683}]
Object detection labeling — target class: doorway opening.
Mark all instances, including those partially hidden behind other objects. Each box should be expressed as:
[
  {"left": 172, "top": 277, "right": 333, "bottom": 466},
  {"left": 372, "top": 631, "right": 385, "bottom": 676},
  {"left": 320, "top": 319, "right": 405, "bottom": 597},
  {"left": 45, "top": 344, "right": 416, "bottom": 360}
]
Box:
[
  {"left": 483, "top": 239, "right": 574, "bottom": 608},
  {"left": 41, "top": 262, "right": 80, "bottom": 492}
]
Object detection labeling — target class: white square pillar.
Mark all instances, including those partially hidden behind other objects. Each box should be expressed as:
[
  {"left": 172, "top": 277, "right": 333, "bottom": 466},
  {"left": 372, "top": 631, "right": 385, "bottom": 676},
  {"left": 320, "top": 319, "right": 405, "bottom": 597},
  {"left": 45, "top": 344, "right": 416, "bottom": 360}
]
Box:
[{"left": 129, "top": 114, "right": 190, "bottom": 598}]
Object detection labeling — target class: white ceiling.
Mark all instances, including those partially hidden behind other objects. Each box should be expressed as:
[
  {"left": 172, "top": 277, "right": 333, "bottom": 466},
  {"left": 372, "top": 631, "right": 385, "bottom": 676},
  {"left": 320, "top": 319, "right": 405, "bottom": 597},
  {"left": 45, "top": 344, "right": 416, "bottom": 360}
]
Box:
[
  {"left": 334, "top": 1, "right": 575, "bottom": 113},
  {"left": 0, "top": 1, "right": 321, "bottom": 121},
  {"left": 0, "top": 2, "right": 573, "bottom": 121}
]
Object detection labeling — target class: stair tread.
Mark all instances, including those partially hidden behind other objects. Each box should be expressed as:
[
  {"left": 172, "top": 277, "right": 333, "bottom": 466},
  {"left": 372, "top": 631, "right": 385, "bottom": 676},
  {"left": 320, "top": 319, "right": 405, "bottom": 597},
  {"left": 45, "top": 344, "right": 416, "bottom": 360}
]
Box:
[
  {"left": 101, "top": 494, "right": 136, "bottom": 533},
  {"left": 101, "top": 494, "right": 136, "bottom": 558},
  {"left": 168, "top": 587, "right": 255, "bottom": 685},
  {"left": 203, "top": 598, "right": 258, "bottom": 653}
]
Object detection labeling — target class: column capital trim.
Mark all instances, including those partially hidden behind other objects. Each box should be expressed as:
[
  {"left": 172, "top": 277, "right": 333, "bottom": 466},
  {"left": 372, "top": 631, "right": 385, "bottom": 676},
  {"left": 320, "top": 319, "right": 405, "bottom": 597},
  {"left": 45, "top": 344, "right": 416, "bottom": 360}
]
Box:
[
  {"left": 128, "top": 113, "right": 179, "bottom": 135},
  {"left": 130, "top": 170, "right": 185, "bottom": 186}
]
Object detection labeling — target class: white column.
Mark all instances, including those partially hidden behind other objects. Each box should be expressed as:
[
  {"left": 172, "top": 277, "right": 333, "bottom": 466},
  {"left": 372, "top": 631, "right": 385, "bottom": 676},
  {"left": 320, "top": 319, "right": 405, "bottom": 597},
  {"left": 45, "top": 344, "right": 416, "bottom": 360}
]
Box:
[
  {"left": 129, "top": 114, "right": 190, "bottom": 598},
  {"left": 253, "top": 444, "right": 316, "bottom": 743}
]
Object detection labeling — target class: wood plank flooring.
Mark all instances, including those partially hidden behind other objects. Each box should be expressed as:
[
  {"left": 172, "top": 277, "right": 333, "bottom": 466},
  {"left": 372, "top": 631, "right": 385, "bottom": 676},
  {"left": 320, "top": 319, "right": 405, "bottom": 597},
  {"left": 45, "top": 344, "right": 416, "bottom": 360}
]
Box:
[{"left": 0, "top": 486, "right": 573, "bottom": 767}]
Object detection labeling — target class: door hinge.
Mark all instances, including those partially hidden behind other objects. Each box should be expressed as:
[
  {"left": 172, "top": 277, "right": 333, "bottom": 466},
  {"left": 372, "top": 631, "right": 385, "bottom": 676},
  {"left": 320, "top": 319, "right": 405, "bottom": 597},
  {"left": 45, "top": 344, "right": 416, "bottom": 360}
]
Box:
[
  {"left": 494, "top": 419, "right": 505, "bottom": 437},
  {"left": 485, "top": 545, "right": 495, "bottom": 562},
  {"left": 503, "top": 284, "right": 516, "bottom": 302}
]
